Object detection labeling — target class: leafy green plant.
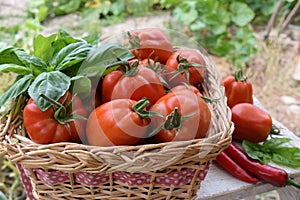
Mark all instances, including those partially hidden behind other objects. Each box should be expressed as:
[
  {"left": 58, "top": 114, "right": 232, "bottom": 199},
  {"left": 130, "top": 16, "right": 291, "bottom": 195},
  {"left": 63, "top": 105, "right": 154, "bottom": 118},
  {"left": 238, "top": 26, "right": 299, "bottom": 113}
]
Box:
[{"left": 0, "top": 30, "right": 98, "bottom": 110}]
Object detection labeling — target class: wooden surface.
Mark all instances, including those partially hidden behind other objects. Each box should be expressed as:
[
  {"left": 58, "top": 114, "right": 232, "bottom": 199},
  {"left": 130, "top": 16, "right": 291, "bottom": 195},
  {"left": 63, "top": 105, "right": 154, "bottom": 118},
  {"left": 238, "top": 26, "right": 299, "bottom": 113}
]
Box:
[{"left": 196, "top": 99, "right": 300, "bottom": 200}]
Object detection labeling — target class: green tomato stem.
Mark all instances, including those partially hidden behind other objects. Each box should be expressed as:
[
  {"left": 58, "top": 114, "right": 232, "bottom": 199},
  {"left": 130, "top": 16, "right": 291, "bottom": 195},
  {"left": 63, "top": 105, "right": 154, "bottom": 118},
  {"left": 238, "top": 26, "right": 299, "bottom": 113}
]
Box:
[
  {"left": 164, "top": 107, "right": 182, "bottom": 130},
  {"left": 234, "top": 70, "right": 247, "bottom": 82},
  {"left": 39, "top": 93, "right": 67, "bottom": 119},
  {"left": 132, "top": 97, "right": 164, "bottom": 119}
]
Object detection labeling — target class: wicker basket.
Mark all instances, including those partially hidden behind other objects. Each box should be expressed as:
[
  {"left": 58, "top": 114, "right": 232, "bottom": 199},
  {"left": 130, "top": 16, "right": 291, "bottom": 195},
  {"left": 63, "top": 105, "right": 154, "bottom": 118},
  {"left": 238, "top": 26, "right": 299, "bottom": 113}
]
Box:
[{"left": 0, "top": 40, "right": 233, "bottom": 199}]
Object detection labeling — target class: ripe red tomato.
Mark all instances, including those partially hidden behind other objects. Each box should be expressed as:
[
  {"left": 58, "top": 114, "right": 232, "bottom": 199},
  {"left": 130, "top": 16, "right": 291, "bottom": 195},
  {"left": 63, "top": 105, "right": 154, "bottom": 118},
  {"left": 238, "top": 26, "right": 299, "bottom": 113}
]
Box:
[
  {"left": 231, "top": 103, "right": 272, "bottom": 143},
  {"left": 150, "top": 86, "right": 211, "bottom": 142},
  {"left": 128, "top": 28, "right": 173, "bottom": 64},
  {"left": 222, "top": 71, "right": 253, "bottom": 108},
  {"left": 86, "top": 98, "right": 150, "bottom": 146},
  {"left": 166, "top": 48, "right": 207, "bottom": 86},
  {"left": 102, "top": 63, "right": 166, "bottom": 106},
  {"left": 23, "top": 91, "right": 87, "bottom": 144}
]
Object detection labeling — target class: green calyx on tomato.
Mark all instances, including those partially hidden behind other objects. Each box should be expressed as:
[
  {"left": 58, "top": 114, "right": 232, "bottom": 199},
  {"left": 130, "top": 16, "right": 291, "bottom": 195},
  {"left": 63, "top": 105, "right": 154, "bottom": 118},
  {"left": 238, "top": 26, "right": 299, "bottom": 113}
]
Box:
[
  {"left": 234, "top": 69, "right": 248, "bottom": 82},
  {"left": 132, "top": 97, "right": 164, "bottom": 119},
  {"left": 174, "top": 54, "right": 206, "bottom": 84},
  {"left": 39, "top": 93, "right": 87, "bottom": 124},
  {"left": 162, "top": 107, "right": 194, "bottom": 131}
]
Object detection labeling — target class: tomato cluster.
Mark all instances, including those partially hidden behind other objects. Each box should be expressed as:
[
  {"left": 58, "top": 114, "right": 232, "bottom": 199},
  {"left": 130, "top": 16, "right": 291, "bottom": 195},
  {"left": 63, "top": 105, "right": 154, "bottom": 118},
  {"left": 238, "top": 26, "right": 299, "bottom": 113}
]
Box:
[
  {"left": 23, "top": 28, "right": 212, "bottom": 146},
  {"left": 85, "top": 28, "right": 212, "bottom": 146}
]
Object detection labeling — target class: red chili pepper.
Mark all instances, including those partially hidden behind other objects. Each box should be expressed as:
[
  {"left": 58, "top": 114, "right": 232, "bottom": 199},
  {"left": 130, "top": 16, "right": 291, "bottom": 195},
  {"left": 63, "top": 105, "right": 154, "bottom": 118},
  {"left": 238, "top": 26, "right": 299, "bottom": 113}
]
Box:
[
  {"left": 222, "top": 70, "right": 253, "bottom": 108},
  {"left": 225, "top": 142, "right": 300, "bottom": 188},
  {"left": 216, "top": 151, "right": 259, "bottom": 183}
]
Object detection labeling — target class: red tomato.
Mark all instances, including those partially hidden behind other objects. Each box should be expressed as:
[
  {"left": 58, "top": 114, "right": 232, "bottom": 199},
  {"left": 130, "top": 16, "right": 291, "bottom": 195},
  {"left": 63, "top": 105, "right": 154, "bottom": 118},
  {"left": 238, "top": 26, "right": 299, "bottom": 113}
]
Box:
[
  {"left": 150, "top": 86, "right": 211, "bottom": 142},
  {"left": 222, "top": 70, "right": 253, "bottom": 108},
  {"left": 231, "top": 103, "right": 272, "bottom": 143},
  {"left": 166, "top": 48, "right": 207, "bottom": 86},
  {"left": 86, "top": 99, "right": 150, "bottom": 146},
  {"left": 128, "top": 28, "right": 173, "bottom": 64},
  {"left": 23, "top": 91, "right": 87, "bottom": 144},
  {"left": 102, "top": 64, "right": 166, "bottom": 106}
]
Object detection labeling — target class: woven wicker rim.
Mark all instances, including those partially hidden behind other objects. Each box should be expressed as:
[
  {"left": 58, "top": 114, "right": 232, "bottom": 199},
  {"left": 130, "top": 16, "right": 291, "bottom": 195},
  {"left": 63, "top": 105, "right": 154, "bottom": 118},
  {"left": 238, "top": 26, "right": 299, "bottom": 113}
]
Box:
[{"left": 0, "top": 47, "right": 233, "bottom": 174}]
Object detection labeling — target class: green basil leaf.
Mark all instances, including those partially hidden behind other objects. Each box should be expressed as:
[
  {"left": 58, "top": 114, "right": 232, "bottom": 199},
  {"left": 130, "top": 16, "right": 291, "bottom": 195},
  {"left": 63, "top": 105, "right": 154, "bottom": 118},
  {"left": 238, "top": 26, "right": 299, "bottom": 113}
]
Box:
[
  {"left": 263, "top": 137, "right": 291, "bottom": 149},
  {"left": 0, "top": 74, "right": 34, "bottom": 106},
  {"left": 271, "top": 147, "right": 300, "bottom": 168},
  {"left": 0, "top": 47, "right": 47, "bottom": 74},
  {"left": 242, "top": 140, "right": 271, "bottom": 163},
  {"left": 0, "top": 47, "right": 26, "bottom": 66},
  {"left": 78, "top": 43, "right": 134, "bottom": 77},
  {"left": 51, "top": 29, "right": 86, "bottom": 55},
  {"left": 51, "top": 42, "right": 93, "bottom": 71},
  {"left": 243, "top": 138, "right": 300, "bottom": 168},
  {"left": 0, "top": 64, "right": 31, "bottom": 75},
  {"left": 34, "top": 33, "right": 57, "bottom": 63},
  {"left": 28, "top": 71, "right": 71, "bottom": 111}
]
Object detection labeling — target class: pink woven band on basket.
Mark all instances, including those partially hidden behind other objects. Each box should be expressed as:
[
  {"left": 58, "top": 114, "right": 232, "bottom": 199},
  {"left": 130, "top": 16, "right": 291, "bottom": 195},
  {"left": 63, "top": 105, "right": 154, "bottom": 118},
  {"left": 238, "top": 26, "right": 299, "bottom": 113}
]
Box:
[{"left": 17, "top": 163, "right": 209, "bottom": 200}]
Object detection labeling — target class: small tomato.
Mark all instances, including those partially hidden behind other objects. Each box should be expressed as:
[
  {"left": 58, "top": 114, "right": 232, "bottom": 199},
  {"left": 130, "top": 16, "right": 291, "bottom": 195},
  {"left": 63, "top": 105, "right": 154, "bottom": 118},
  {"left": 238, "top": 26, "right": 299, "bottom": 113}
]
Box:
[{"left": 222, "top": 70, "right": 253, "bottom": 108}]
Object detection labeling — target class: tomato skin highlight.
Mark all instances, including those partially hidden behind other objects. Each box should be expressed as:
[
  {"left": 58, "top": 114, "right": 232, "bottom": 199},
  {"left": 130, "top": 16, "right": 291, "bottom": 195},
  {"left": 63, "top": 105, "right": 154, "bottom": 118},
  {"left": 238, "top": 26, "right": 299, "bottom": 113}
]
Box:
[
  {"left": 23, "top": 92, "right": 87, "bottom": 144},
  {"left": 231, "top": 103, "right": 272, "bottom": 143},
  {"left": 86, "top": 99, "right": 150, "bottom": 147},
  {"left": 129, "top": 28, "right": 173, "bottom": 64},
  {"left": 150, "top": 86, "right": 211, "bottom": 142},
  {"left": 166, "top": 49, "right": 207, "bottom": 86},
  {"left": 102, "top": 66, "right": 166, "bottom": 106}
]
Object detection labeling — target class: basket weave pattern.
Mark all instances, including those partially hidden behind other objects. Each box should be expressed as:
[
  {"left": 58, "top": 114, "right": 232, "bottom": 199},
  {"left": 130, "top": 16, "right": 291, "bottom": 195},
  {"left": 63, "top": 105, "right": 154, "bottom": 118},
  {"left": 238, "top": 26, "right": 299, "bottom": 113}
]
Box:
[{"left": 0, "top": 49, "right": 233, "bottom": 199}]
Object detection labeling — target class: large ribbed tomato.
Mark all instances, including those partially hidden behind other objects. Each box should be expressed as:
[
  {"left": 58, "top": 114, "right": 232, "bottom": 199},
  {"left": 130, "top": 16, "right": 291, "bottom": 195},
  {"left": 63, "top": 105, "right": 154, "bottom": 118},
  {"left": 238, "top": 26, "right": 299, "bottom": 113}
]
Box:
[
  {"left": 23, "top": 91, "right": 87, "bottom": 144},
  {"left": 150, "top": 86, "right": 211, "bottom": 142},
  {"left": 166, "top": 48, "right": 207, "bottom": 86},
  {"left": 128, "top": 28, "right": 173, "bottom": 64},
  {"left": 102, "top": 62, "right": 166, "bottom": 106},
  {"left": 86, "top": 98, "right": 151, "bottom": 146}
]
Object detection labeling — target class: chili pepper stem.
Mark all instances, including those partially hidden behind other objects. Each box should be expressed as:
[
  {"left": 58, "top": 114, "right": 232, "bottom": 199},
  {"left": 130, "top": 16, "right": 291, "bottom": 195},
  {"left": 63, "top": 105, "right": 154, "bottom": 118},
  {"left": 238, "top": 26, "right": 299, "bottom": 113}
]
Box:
[{"left": 286, "top": 177, "right": 300, "bottom": 188}]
